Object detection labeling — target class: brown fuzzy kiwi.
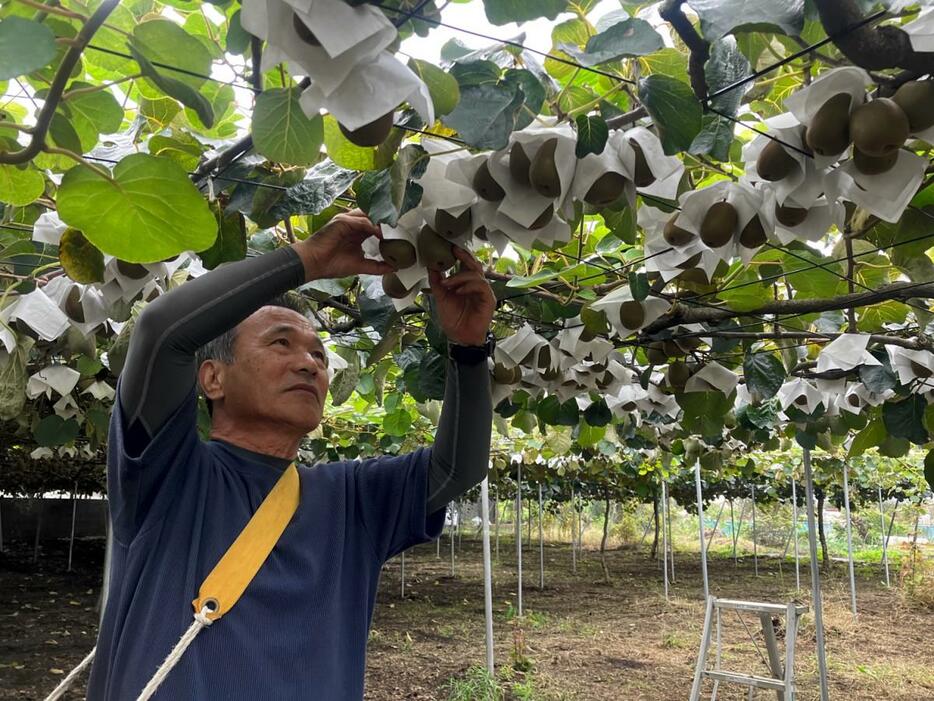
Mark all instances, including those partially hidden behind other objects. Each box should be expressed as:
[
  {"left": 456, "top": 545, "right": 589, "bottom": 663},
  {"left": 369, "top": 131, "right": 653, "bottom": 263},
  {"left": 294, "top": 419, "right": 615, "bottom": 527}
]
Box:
[
  {"left": 663, "top": 215, "right": 695, "bottom": 247},
  {"left": 629, "top": 139, "right": 656, "bottom": 187},
  {"left": 473, "top": 160, "right": 505, "bottom": 201},
  {"left": 756, "top": 140, "right": 797, "bottom": 181},
  {"left": 805, "top": 92, "right": 853, "bottom": 157},
  {"left": 849, "top": 98, "right": 910, "bottom": 158},
  {"left": 700, "top": 201, "right": 738, "bottom": 249},
  {"left": 892, "top": 80, "right": 934, "bottom": 133},
  {"left": 339, "top": 112, "right": 394, "bottom": 147}
]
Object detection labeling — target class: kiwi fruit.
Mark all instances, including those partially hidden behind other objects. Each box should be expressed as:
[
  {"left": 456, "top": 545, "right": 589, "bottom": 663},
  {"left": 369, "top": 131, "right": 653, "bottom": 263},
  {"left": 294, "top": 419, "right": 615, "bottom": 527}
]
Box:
[
  {"left": 805, "top": 92, "right": 853, "bottom": 156},
  {"left": 584, "top": 172, "right": 627, "bottom": 207},
  {"left": 292, "top": 12, "right": 320, "bottom": 45},
  {"left": 509, "top": 142, "right": 532, "bottom": 186},
  {"left": 63, "top": 286, "right": 84, "bottom": 323},
  {"left": 529, "top": 203, "right": 553, "bottom": 230},
  {"left": 700, "top": 201, "right": 738, "bottom": 249},
  {"left": 794, "top": 393, "right": 809, "bottom": 407},
  {"left": 892, "top": 80, "right": 934, "bottom": 133},
  {"left": 435, "top": 209, "right": 472, "bottom": 239},
  {"left": 756, "top": 140, "right": 797, "bottom": 181},
  {"left": 849, "top": 98, "right": 909, "bottom": 157},
  {"left": 473, "top": 160, "right": 505, "bottom": 201},
  {"left": 775, "top": 202, "right": 809, "bottom": 228},
  {"left": 339, "top": 112, "right": 394, "bottom": 147},
  {"left": 116, "top": 259, "right": 149, "bottom": 279},
  {"left": 540, "top": 365, "right": 562, "bottom": 381},
  {"left": 646, "top": 342, "right": 667, "bottom": 365},
  {"left": 474, "top": 226, "right": 489, "bottom": 241},
  {"left": 379, "top": 239, "right": 417, "bottom": 269},
  {"left": 382, "top": 272, "right": 411, "bottom": 299},
  {"left": 847, "top": 393, "right": 861, "bottom": 407},
  {"left": 580, "top": 306, "right": 610, "bottom": 341},
  {"left": 493, "top": 363, "right": 522, "bottom": 384},
  {"left": 853, "top": 146, "right": 898, "bottom": 176},
  {"left": 537, "top": 344, "right": 553, "bottom": 370},
  {"left": 529, "top": 138, "right": 561, "bottom": 198},
  {"left": 629, "top": 139, "right": 655, "bottom": 187},
  {"left": 666, "top": 361, "right": 691, "bottom": 389},
  {"left": 738, "top": 215, "right": 767, "bottom": 248},
  {"left": 618, "top": 301, "right": 645, "bottom": 330},
  {"left": 416, "top": 225, "right": 456, "bottom": 272},
  {"left": 910, "top": 359, "right": 933, "bottom": 378},
  {"left": 663, "top": 215, "right": 694, "bottom": 247},
  {"left": 676, "top": 267, "right": 711, "bottom": 285}
]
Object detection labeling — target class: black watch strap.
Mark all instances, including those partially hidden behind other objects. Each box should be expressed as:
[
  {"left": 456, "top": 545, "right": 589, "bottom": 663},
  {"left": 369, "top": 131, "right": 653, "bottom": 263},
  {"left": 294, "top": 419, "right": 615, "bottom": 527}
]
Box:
[{"left": 448, "top": 331, "right": 496, "bottom": 365}]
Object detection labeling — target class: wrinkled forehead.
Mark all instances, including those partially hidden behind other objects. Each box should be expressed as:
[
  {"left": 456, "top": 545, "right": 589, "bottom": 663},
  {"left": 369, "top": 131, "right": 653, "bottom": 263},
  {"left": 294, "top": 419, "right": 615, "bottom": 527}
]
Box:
[{"left": 240, "top": 305, "right": 320, "bottom": 343}]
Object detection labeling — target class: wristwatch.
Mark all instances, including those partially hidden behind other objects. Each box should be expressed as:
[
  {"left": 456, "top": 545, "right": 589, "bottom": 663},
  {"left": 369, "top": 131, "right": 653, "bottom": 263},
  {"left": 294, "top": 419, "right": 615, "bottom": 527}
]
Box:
[{"left": 448, "top": 331, "right": 496, "bottom": 365}]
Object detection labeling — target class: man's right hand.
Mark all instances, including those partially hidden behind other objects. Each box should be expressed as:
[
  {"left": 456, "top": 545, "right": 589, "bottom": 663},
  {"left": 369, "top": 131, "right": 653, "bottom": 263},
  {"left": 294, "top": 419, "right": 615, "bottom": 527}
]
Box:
[{"left": 291, "top": 209, "right": 395, "bottom": 282}]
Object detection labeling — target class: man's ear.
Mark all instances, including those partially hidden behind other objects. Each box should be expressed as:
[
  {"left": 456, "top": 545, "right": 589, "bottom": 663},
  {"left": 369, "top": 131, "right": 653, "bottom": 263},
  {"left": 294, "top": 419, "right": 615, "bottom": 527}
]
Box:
[{"left": 198, "top": 359, "right": 227, "bottom": 404}]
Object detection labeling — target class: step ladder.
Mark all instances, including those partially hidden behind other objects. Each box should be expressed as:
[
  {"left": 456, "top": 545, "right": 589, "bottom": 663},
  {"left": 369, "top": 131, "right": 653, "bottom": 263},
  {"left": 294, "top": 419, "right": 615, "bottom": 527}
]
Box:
[{"left": 689, "top": 596, "right": 808, "bottom": 701}]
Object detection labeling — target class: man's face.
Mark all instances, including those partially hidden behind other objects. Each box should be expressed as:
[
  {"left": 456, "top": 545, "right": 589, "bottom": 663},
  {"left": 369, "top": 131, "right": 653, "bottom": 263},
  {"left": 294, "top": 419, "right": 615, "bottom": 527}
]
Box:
[{"left": 210, "top": 306, "right": 330, "bottom": 434}]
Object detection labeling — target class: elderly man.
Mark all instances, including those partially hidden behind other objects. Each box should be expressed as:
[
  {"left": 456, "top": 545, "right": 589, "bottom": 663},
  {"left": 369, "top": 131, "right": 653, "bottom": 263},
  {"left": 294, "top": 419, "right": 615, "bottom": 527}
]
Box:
[{"left": 85, "top": 211, "right": 495, "bottom": 700}]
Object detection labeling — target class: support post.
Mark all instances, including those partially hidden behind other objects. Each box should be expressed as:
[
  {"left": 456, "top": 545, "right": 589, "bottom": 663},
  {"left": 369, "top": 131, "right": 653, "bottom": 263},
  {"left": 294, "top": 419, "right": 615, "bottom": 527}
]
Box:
[
  {"left": 792, "top": 478, "right": 800, "bottom": 593},
  {"left": 803, "top": 448, "right": 830, "bottom": 701},
  {"left": 450, "top": 504, "right": 456, "bottom": 577},
  {"left": 516, "top": 463, "right": 523, "bottom": 617},
  {"left": 706, "top": 500, "right": 725, "bottom": 552},
  {"left": 538, "top": 483, "right": 544, "bottom": 590},
  {"left": 661, "top": 479, "right": 670, "bottom": 602},
  {"left": 878, "top": 487, "right": 890, "bottom": 587},
  {"left": 400, "top": 551, "right": 406, "bottom": 598},
  {"left": 751, "top": 484, "right": 758, "bottom": 577},
  {"left": 668, "top": 491, "right": 675, "bottom": 582},
  {"left": 67, "top": 483, "right": 78, "bottom": 573},
  {"left": 480, "top": 477, "right": 495, "bottom": 675},
  {"left": 494, "top": 491, "right": 500, "bottom": 562},
  {"left": 694, "top": 462, "right": 709, "bottom": 601},
  {"left": 842, "top": 462, "right": 858, "bottom": 618},
  {"left": 571, "top": 486, "right": 577, "bottom": 574},
  {"left": 0, "top": 497, "right": 4, "bottom": 553}
]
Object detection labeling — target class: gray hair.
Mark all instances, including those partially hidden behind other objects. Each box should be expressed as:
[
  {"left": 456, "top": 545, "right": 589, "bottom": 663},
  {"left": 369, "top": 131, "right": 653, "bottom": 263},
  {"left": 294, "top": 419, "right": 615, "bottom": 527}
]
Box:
[{"left": 195, "top": 292, "right": 314, "bottom": 415}]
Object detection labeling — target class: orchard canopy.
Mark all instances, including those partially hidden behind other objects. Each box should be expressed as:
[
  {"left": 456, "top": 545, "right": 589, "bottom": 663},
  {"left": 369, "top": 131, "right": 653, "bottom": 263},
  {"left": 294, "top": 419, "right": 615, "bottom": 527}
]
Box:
[{"left": 2, "top": 0, "right": 934, "bottom": 500}]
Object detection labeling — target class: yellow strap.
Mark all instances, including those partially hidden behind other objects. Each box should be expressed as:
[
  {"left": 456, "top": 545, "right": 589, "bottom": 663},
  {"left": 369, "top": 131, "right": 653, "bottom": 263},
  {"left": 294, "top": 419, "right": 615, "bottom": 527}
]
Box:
[{"left": 192, "top": 463, "right": 300, "bottom": 622}]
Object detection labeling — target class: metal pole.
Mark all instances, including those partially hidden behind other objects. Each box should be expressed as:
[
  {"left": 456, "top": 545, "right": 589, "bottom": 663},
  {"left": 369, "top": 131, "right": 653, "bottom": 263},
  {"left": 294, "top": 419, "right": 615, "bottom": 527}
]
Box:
[
  {"left": 400, "top": 551, "right": 406, "bottom": 598},
  {"left": 803, "top": 448, "right": 830, "bottom": 701},
  {"left": 516, "top": 463, "right": 523, "bottom": 617},
  {"left": 494, "top": 491, "right": 500, "bottom": 562},
  {"left": 0, "top": 496, "right": 4, "bottom": 553},
  {"left": 578, "top": 497, "right": 583, "bottom": 559},
  {"left": 751, "top": 485, "right": 758, "bottom": 577},
  {"left": 878, "top": 487, "right": 890, "bottom": 587},
  {"left": 729, "top": 498, "right": 735, "bottom": 568},
  {"left": 450, "top": 504, "right": 456, "bottom": 577},
  {"left": 571, "top": 486, "right": 577, "bottom": 574},
  {"left": 480, "top": 477, "right": 495, "bottom": 675},
  {"left": 668, "top": 489, "right": 675, "bottom": 582},
  {"left": 662, "top": 479, "right": 670, "bottom": 601},
  {"left": 538, "top": 483, "right": 544, "bottom": 590},
  {"left": 792, "top": 478, "right": 801, "bottom": 593},
  {"left": 706, "top": 501, "right": 725, "bottom": 552},
  {"left": 67, "top": 483, "right": 78, "bottom": 573},
  {"left": 695, "top": 462, "right": 709, "bottom": 601},
  {"left": 842, "top": 462, "right": 858, "bottom": 618}
]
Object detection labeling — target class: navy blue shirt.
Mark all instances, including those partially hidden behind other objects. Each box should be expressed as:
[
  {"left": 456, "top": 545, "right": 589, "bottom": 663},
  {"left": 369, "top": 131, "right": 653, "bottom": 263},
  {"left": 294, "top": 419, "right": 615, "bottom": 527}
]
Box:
[{"left": 86, "top": 381, "right": 445, "bottom": 700}]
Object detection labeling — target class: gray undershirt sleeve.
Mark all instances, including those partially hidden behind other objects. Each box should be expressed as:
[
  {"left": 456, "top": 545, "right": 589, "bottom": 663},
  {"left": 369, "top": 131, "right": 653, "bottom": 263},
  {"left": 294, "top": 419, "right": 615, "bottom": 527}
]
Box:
[{"left": 118, "top": 245, "right": 492, "bottom": 513}]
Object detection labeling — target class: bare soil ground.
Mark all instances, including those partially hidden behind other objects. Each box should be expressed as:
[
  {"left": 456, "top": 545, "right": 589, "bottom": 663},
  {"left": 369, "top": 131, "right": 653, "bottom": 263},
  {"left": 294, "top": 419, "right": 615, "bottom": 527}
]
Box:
[{"left": 2, "top": 535, "right": 933, "bottom": 700}]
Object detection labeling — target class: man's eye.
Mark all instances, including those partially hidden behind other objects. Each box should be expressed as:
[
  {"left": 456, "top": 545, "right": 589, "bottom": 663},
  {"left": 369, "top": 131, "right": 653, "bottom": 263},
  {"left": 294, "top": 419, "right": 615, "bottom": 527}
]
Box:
[
  {"left": 274, "top": 338, "right": 289, "bottom": 346},
  {"left": 313, "top": 351, "right": 327, "bottom": 363}
]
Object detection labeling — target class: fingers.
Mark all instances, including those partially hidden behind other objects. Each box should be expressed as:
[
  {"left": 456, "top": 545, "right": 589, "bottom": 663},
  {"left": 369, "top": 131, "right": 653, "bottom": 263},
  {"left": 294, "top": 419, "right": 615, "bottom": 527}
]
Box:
[
  {"left": 333, "top": 210, "right": 382, "bottom": 241},
  {"left": 427, "top": 268, "right": 444, "bottom": 294},
  {"left": 452, "top": 245, "right": 483, "bottom": 273},
  {"left": 443, "top": 278, "right": 495, "bottom": 299},
  {"left": 357, "top": 259, "right": 395, "bottom": 276}
]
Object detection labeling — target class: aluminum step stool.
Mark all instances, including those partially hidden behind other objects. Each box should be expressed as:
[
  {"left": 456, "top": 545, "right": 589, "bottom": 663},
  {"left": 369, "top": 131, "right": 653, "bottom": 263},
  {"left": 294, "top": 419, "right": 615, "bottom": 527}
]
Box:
[{"left": 689, "top": 596, "right": 808, "bottom": 701}]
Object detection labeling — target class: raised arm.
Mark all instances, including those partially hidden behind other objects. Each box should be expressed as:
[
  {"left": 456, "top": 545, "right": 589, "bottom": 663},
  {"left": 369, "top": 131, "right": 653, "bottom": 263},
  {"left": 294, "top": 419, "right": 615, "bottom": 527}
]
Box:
[
  {"left": 118, "top": 212, "right": 389, "bottom": 455},
  {"left": 425, "top": 248, "right": 497, "bottom": 513}
]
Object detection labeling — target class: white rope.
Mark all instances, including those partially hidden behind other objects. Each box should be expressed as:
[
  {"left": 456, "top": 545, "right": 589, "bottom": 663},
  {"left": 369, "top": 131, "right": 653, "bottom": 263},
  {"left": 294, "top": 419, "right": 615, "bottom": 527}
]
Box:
[
  {"left": 44, "top": 646, "right": 96, "bottom": 701},
  {"left": 135, "top": 607, "right": 214, "bottom": 701}
]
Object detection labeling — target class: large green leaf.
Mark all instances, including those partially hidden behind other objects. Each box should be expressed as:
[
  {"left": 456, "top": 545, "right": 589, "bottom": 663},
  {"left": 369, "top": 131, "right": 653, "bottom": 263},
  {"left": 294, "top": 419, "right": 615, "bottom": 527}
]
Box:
[
  {"left": 687, "top": 0, "right": 805, "bottom": 40},
  {"left": 252, "top": 88, "right": 324, "bottom": 166},
  {"left": 882, "top": 395, "right": 929, "bottom": 445},
  {"left": 560, "top": 17, "right": 663, "bottom": 66},
  {"left": 34, "top": 415, "right": 80, "bottom": 447},
  {"left": 198, "top": 205, "right": 246, "bottom": 270},
  {"left": 502, "top": 69, "right": 546, "bottom": 131},
  {"left": 267, "top": 160, "right": 357, "bottom": 222},
  {"left": 0, "top": 164, "right": 44, "bottom": 206},
  {"left": 408, "top": 58, "right": 460, "bottom": 116},
  {"left": 677, "top": 391, "right": 732, "bottom": 438},
  {"left": 0, "top": 17, "right": 56, "bottom": 80},
  {"left": 442, "top": 82, "right": 525, "bottom": 150},
  {"left": 357, "top": 144, "right": 427, "bottom": 226},
  {"left": 128, "top": 44, "right": 215, "bottom": 128},
  {"left": 848, "top": 418, "right": 885, "bottom": 458},
  {"left": 133, "top": 19, "right": 212, "bottom": 89},
  {"left": 483, "top": 0, "right": 568, "bottom": 26},
  {"left": 57, "top": 154, "right": 217, "bottom": 262},
  {"left": 690, "top": 37, "right": 749, "bottom": 161},
  {"left": 638, "top": 75, "right": 703, "bottom": 155},
  {"left": 575, "top": 115, "right": 608, "bottom": 157},
  {"left": 743, "top": 352, "right": 785, "bottom": 400},
  {"left": 59, "top": 228, "right": 105, "bottom": 283},
  {"left": 64, "top": 84, "right": 125, "bottom": 135},
  {"left": 322, "top": 115, "right": 401, "bottom": 171}
]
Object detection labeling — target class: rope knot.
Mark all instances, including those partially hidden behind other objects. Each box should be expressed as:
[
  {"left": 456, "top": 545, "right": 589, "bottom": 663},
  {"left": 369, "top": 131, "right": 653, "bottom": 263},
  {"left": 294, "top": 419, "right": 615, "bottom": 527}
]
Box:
[{"left": 194, "top": 608, "right": 214, "bottom": 626}]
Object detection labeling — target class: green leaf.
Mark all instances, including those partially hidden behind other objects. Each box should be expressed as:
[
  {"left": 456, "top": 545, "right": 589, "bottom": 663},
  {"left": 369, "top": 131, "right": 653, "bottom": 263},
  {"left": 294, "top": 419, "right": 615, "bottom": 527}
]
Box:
[
  {"left": 583, "top": 399, "right": 612, "bottom": 427},
  {"left": 883, "top": 395, "right": 929, "bottom": 445},
  {"left": 418, "top": 350, "right": 447, "bottom": 401},
  {"left": 65, "top": 85, "right": 125, "bottom": 135},
  {"left": 502, "top": 69, "right": 546, "bottom": 131},
  {"left": 575, "top": 115, "right": 609, "bottom": 157},
  {"left": 266, "top": 160, "right": 357, "bottom": 222},
  {"left": 0, "top": 164, "right": 44, "bottom": 206},
  {"left": 860, "top": 362, "right": 897, "bottom": 394},
  {"left": 688, "top": 0, "right": 806, "bottom": 40},
  {"left": 677, "top": 391, "right": 732, "bottom": 438},
  {"left": 199, "top": 206, "right": 246, "bottom": 270},
  {"left": 0, "top": 17, "right": 56, "bottom": 80},
  {"left": 133, "top": 19, "right": 212, "bottom": 89},
  {"left": 59, "top": 228, "right": 104, "bottom": 283},
  {"left": 505, "top": 263, "right": 586, "bottom": 288},
  {"left": 718, "top": 269, "right": 772, "bottom": 311},
  {"left": 408, "top": 58, "right": 460, "bottom": 116},
  {"left": 442, "top": 82, "right": 525, "bottom": 150},
  {"left": 743, "top": 352, "right": 785, "bottom": 400},
  {"left": 128, "top": 44, "right": 214, "bottom": 128},
  {"left": 252, "top": 88, "right": 323, "bottom": 166},
  {"left": 148, "top": 132, "right": 206, "bottom": 171},
  {"left": 383, "top": 409, "right": 412, "bottom": 436},
  {"left": 57, "top": 154, "right": 217, "bottom": 262},
  {"left": 330, "top": 352, "right": 361, "bottom": 406},
  {"left": 34, "top": 415, "right": 80, "bottom": 447},
  {"left": 924, "top": 449, "right": 934, "bottom": 492},
  {"left": 848, "top": 418, "right": 886, "bottom": 458},
  {"left": 537, "top": 395, "right": 580, "bottom": 426},
  {"left": 637, "top": 75, "right": 703, "bottom": 155},
  {"left": 483, "top": 0, "right": 568, "bottom": 26},
  {"left": 560, "top": 17, "right": 663, "bottom": 66},
  {"left": 628, "top": 271, "right": 649, "bottom": 302},
  {"left": 225, "top": 10, "right": 251, "bottom": 55},
  {"left": 576, "top": 419, "right": 605, "bottom": 447},
  {"left": 357, "top": 145, "right": 427, "bottom": 226}
]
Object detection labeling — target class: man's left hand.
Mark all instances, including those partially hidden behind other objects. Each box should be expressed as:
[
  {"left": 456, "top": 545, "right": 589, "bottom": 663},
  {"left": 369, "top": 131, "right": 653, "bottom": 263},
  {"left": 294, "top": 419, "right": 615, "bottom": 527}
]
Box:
[{"left": 429, "top": 247, "right": 496, "bottom": 347}]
